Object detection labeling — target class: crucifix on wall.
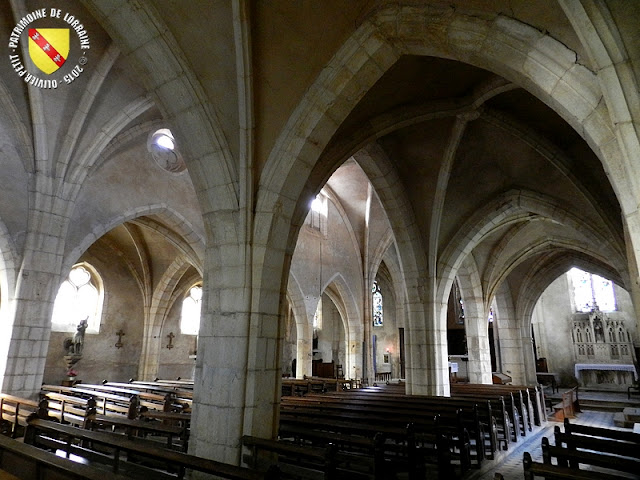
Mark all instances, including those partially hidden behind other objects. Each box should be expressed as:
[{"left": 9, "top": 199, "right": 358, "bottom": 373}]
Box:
[{"left": 166, "top": 332, "right": 175, "bottom": 349}]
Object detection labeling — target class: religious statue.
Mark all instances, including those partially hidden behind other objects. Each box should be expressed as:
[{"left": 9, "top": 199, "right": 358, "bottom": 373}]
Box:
[
  {"left": 64, "top": 318, "right": 88, "bottom": 355},
  {"left": 593, "top": 316, "right": 604, "bottom": 343}
]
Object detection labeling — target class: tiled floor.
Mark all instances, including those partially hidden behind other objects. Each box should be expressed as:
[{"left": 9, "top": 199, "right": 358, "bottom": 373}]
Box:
[{"left": 463, "top": 390, "right": 639, "bottom": 480}]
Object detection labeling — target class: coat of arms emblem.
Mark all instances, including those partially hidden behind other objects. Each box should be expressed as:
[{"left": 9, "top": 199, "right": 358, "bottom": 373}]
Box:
[{"left": 28, "top": 28, "right": 69, "bottom": 74}]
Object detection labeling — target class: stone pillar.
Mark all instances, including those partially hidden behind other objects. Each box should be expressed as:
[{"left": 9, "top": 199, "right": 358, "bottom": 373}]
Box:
[
  {"left": 409, "top": 277, "right": 449, "bottom": 396},
  {"left": 2, "top": 268, "right": 58, "bottom": 398},
  {"left": 496, "top": 315, "right": 527, "bottom": 385},
  {"left": 521, "top": 328, "right": 538, "bottom": 385},
  {"left": 189, "top": 238, "right": 280, "bottom": 464},
  {"left": 296, "top": 334, "right": 312, "bottom": 379},
  {"left": 347, "top": 339, "right": 362, "bottom": 381},
  {"left": 466, "top": 313, "right": 493, "bottom": 384},
  {"left": 2, "top": 199, "right": 69, "bottom": 397},
  {"left": 138, "top": 323, "right": 162, "bottom": 380}
]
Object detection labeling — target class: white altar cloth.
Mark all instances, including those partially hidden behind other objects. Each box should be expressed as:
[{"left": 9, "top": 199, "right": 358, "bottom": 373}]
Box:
[{"left": 575, "top": 363, "right": 638, "bottom": 380}]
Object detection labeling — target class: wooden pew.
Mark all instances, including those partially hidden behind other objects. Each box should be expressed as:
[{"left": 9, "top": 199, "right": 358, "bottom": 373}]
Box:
[
  {"left": 279, "top": 418, "right": 451, "bottom": 479},
  {"left": 105, "top": 381, "right": 193, "bottom": 401},
  {"left": 450, "top": 384, "right": 535, "bottom": 437},
  {"left": 139, "top": 410, "right": 191, "bottom": 430},
  {"left": 87, "top": 413, "right": 189, "bottom": 451},
  {"left": 0, "top": 393, "right": 38, "bottom": 438},
  {"left": 301, "top": 376, "right": 353, "bottom": 392},
  {"left": 155, "top": 378, "right": 194, "bottom": 389},
  {"left": 562, "top": 417, "right": 640, "bottom": 445},
  {"left": 78, "top": 383, "right": 189, "bottom": 412},
  {"left": 0, "top": 431, "right": 132, "bottom": 480},
  {"left": 41, "top": 392, "right": 96, "bottom": 427},
  {"left": 337, "top": 386, "right": 516, "bottom": 446},
  {"left": 552, "top": 386, "right": 580, "bottom": 420},
  {"left": 553, "top": 420, "right": 640, "bottom": 469},
  {"left": 25, "top": 418, "right": 280, "bottom": 479},
  {"left": 282, "top": 394, "right": 483, "bottom": 466},
  {"left": 281, "top": 378, "right": 326, "bottom": 396},
  {"left": 242, "top": 436, "right": 352, "bottom": 480},
  {"left": 43, "top": 383, "right": 190, "bottom": 419},
  {"left": 542, "top": 436, "right": 640, "bottom": 477},
  {"left": 279, "top": 400, "right": 464, "bottom": 478},
  {"left": 42, "top": 384, "right": 137, "bottom": 418},
  {"left": 522, "top": 451, "right": 629, "bottom": 480},
  {"left": 524, "top": 418, "right": 640, "bottom": 480},
  {"left": 298, "top": 389, "right": 502, "bottom": 460}
]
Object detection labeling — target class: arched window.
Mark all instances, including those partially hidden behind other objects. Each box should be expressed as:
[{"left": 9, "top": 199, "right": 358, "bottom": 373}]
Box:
[
  {"left": 372, "top": 281, "right": 383, "bottom": 327},
  {"left": 569, "top": 268, "right": 616, "bottom": 312},
  {"left": 180, "top": 285, "right": 202, "bottom": 335},
  {"left": 307, "top": 192, "right": 328, "bottom": 235},
  {"left": 51, "top": 264, "right": 103, "bottom": 333}
]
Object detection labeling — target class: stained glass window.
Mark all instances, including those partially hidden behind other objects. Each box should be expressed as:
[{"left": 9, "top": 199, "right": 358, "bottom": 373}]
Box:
[
  {"left": 372, "top": 281, "right": 383, "bottom": 327},
  {"left": 181, "top": 285, "right": 202, "bottom": 335},
  {"left": 569, "top": 267, "right": 616, "bottom": 312},
  {"left": 52, "top": 264, "right": 102, "bottom": 333}
]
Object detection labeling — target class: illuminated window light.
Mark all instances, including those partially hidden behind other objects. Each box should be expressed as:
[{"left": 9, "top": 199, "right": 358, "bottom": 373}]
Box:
[{"left": 155, "top": 133, "right": 175, "bottom": 150}]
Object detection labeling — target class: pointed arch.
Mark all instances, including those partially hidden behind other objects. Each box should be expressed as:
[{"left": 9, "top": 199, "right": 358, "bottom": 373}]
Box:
[
  {"left": 63, "top": 204, "right": 204, "bottom": 276},
  {"left": 138, "top": 258, "right": 196, "bottom": 380}
]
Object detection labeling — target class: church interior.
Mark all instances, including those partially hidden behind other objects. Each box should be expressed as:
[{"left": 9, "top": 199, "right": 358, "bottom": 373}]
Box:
[{"left": 0, "top": 1, "right": 639, "bottom": 479}]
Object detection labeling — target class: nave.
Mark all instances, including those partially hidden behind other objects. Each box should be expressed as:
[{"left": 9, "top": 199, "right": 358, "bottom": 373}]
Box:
[{"left": 0, "top": 378, "right": 637, "bottom": 479}]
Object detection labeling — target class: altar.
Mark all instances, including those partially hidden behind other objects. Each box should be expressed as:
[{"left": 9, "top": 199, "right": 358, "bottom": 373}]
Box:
[
  {"left": 575, "top": 363, "right": 638, "bottom": 388},
  {"left": 571, "top": 311, "right": 638, "bottom": 389}
]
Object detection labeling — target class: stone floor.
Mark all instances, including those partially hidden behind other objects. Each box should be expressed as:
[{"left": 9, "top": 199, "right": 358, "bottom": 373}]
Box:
[{"left": 463, "top": 389, "right": 640, "bottom": 480}]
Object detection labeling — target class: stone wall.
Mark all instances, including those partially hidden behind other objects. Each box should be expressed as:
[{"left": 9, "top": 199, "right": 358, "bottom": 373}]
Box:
[{"left": 43, "top": 250, "right": 144, "bottom": 385}]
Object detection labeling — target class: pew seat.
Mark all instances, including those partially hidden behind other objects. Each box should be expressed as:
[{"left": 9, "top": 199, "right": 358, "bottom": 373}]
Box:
[
  {"left": 25, "top": 418, "right": 279, "bottom": 479},
  {"left": 0, "top": 431, "right": 131, "bottom": 480}
]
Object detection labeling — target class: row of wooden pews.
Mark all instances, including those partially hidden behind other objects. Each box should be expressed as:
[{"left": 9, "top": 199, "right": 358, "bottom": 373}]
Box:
[
  {"left": 450, "top": 383, "right": 547, "bottom": 437},
  {"left": 281, "top": 376, "right": 354, "bottom": 396},
  {"left": 24, "top": 418, "right": 280, "bottom": 480},
  {"left": 40, "top": 382, "right": 191, "bottom": 451},
  {"left": 238, "top": 381, "right": 546, "bottom": 479},
  {"left": 0, "top": 379, "right": 290, "bottom": 479},
  {"left": 521, "top": 417, "right": 640, "bottom": 479},
  {"left": 0, "top": 394, "right": 39, "bottom": 438}
]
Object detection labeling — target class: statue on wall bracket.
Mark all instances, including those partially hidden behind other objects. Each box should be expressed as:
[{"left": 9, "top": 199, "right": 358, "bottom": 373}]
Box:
[{"left": 62, "top": 318, "right": 88, "bottom": 380}]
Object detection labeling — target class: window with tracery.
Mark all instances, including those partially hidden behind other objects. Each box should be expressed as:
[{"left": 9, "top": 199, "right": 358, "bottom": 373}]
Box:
[
  {"left": 180, "top": 285, "right": 202, "bottom": 335},
  {"left": 51, "top": 264, "right": 103, "bottom": 333},
  {"left": 372, "top": 281, "right": 383, "bottom": 327},
  {"left": 569, "top": 268, "right": 616, "bottom": 312}
]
